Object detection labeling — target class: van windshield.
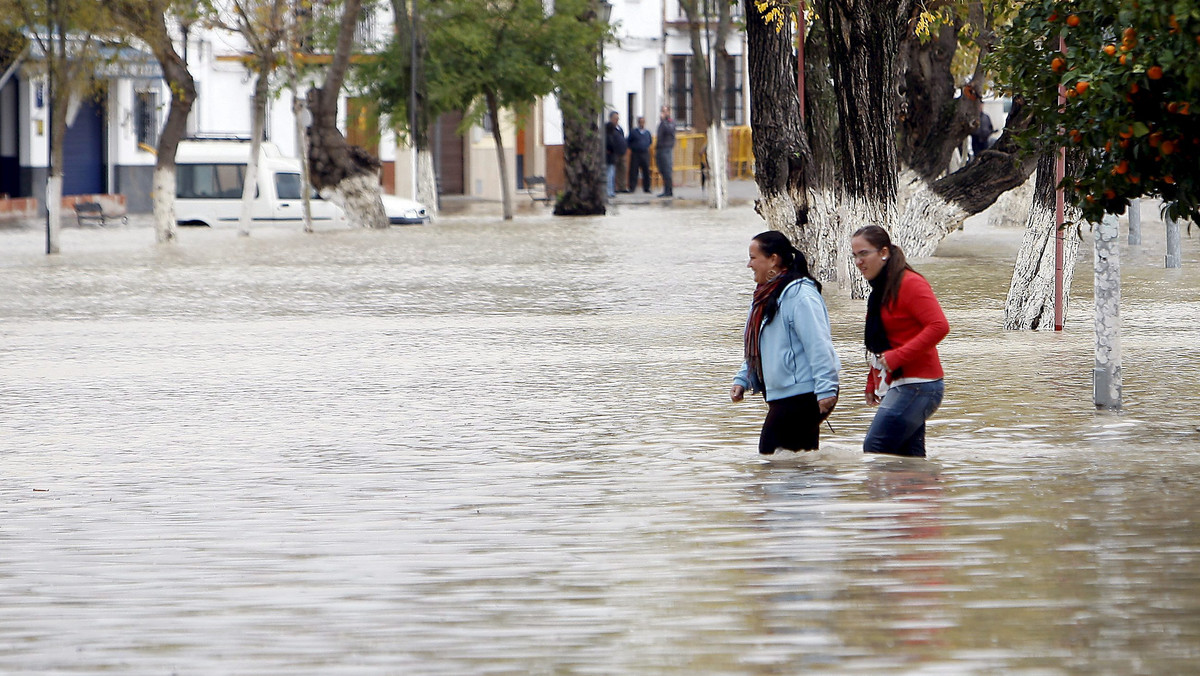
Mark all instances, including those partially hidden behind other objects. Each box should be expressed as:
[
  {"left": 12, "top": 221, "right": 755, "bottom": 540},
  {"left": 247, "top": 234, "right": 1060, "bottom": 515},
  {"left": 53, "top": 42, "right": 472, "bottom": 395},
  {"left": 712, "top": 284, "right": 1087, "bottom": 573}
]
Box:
[{"left": 275, "top": 173, "right": 319, "bottom": 200}]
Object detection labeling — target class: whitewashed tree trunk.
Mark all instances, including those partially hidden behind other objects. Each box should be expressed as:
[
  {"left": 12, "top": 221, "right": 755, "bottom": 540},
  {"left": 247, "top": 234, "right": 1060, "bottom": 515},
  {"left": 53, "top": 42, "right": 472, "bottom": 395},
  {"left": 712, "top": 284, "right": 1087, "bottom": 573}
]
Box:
[
  {"left": 893, "top": 185, "right": 970, "bottom": 258},
  {"left": 238, "top": 73, "right": 268, "bottom": 237},
  {"left": 323, "top": 173, "right": 388, "bottom": 227},
  {"left": 417, "top": 149, "right": 438, "bottom": 220},
  {"left": 1127, "top": 199, "right": 1141, "bottom": 245},
  {"left": 151, "top": 166, "right": 177, "bottom": 244},
  {"left": 1093, "top": 214, "right": 1121, "bottom": 410},
  {"left": 1004, "top": 199, "right": 1081, "bottom": 330},
  {"left": 1166, "top": 215, "right": 1181, "bottom": 268},
  {"left": 1005, "top": 154, "right": 1082, "bottom": 330},
  {"left": 782, "top": 190, "right": 884, "bottom": 298},
  {"left": 705, "top": 122, "right": 727, "bottom": 210},
  {"left": 45, "top": 174, "right": 62, "bottom": 255}
]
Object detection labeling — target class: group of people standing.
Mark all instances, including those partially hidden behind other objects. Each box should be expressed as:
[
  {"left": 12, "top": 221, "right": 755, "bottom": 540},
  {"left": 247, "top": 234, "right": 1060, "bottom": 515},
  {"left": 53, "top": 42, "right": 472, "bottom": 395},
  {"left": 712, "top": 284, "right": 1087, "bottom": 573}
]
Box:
[
  {"left": 732, "top": 227, "right": 949, "bottom": 458},
  {"left": 605, "top": 106, "right": 676, "bottom": 199}
]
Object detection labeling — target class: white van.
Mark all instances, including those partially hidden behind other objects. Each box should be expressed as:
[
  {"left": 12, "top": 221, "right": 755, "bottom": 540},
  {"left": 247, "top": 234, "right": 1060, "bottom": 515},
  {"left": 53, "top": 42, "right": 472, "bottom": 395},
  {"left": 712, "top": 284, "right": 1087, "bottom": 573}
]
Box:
[{"left": 174, "top": 140, "right": 429, "bottom": 228}]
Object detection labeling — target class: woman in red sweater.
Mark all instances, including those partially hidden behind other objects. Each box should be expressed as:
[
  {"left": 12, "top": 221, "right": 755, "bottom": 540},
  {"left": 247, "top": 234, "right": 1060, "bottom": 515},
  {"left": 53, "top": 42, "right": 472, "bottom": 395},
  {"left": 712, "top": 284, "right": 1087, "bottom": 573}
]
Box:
[{"left": 851, "top": 226, "right": 949, "bottom": 457}]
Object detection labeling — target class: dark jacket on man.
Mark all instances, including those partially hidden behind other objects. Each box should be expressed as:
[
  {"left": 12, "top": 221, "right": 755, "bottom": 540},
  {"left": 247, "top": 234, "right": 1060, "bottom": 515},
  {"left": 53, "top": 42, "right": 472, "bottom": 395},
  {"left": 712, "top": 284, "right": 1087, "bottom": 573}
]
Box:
[{"left": 605, "top": 122, "right": 628, "bottom": 165}]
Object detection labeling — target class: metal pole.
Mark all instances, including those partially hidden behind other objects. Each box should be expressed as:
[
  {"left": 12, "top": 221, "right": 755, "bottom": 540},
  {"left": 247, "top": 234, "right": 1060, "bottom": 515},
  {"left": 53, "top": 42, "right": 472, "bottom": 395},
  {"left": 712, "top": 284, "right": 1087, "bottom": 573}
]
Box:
[
  {"left": 1054, "top": 35, "right": 1066, "bottom": 331},
  {"left": 1166, "top": 215, "right": 1181, "bottom": 268},
  {"left": 1093, "top": 214, "right": 1121, "bottom": 410},
  {"left": 1127, "top": 199, "right": 1141, "bottom": 245}
]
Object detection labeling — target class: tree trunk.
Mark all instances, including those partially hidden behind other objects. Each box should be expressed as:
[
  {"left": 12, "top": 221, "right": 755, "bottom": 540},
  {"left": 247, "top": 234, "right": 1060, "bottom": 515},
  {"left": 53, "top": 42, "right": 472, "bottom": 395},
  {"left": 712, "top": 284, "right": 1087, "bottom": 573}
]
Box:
[
  {"left": 307, "top": 0, "right": 388, "bottom": 229},
  {"left": 485, "top": 90, "right": 513, "bottom": 220},
  {"left": 743, "top": 0, "right": 808, "bottom": 228},
  {"left": 239, "top": 69, "right": 269, "bottom": 237},
  {"left": 805, "top": 0, "right": 911, "bottom": 296},
  {"left": 1004, "top": 152, "right": 1082, "bottom": 330},
  {"left": 803, "top": 17, "right": 839, "bottom": 191},
  {"left": 417, "top": 148, "right": 438, "bottom": 217},
  {"left": 143, "top": 12, "right": 194, "bottom": 244},
  {"left": 393, "top": 0, "right": 438, "bottom": 218},
  {"left": 897, "top": 23, "right": 982, "bottom": 182},
  {"left": 894, "top": 96, "right": 1038, "bottom": 257},
  {"left": 706, "top": 122, "right": 727, "bottom": 209}
]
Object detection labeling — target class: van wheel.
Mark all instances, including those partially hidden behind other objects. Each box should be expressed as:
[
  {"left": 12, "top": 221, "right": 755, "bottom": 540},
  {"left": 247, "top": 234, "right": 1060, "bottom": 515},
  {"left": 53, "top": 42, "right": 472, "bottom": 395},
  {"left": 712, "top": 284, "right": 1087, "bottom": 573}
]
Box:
[{"left": 177, "top": 220, "right": 211, "bottom": 228}]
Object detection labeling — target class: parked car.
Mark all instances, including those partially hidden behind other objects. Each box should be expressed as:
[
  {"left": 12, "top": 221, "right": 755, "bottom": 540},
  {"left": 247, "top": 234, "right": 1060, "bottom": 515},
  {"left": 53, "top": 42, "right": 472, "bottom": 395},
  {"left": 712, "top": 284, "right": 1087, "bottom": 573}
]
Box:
[{"left": 174, "top": 140, "right": 428, "bottom": 228}]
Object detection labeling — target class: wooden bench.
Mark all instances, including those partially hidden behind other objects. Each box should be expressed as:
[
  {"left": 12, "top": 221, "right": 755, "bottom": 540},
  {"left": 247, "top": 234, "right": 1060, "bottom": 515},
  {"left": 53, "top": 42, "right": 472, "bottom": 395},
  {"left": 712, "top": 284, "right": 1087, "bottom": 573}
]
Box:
[
  {"left": 520, "top": 176, "right": 553, "bottom": 204},
  {"left": 74, "top": 201, "right": 127, "bottom": 227}
]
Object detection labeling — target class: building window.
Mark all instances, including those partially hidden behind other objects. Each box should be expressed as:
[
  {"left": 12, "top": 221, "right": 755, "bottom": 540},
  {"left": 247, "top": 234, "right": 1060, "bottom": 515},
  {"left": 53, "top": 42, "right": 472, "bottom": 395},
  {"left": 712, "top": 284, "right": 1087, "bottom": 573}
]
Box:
[
  {"left": 669, "top": 55, "right": 691, "bottom": 128},
  {"left": 135, "top": 90, "right": 158, "bottom": 148},
  {"left": 723, "top": 55, "right": 743, "bottom": 126}
]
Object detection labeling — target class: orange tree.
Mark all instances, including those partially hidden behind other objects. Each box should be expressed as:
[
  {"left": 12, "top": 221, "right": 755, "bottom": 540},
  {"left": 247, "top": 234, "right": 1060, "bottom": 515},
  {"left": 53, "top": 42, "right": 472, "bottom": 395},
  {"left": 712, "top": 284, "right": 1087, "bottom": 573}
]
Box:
[{"left": 991, "top": 0, "right": 1200, "bottom": 223}]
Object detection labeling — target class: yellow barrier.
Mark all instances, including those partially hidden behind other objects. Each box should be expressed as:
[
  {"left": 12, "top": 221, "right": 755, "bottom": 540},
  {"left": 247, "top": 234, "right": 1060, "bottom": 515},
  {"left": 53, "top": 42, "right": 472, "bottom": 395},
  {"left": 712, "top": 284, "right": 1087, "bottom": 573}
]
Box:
[{"left": 649, "top": 126, "right": 754, "bottom": 188}]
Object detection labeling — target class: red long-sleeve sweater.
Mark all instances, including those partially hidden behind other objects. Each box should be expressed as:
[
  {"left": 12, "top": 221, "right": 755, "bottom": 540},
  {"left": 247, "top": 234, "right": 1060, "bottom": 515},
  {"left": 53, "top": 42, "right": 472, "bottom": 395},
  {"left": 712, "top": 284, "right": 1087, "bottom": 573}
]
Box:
[{"left": 866, "top": 270, "right": 949, "bottom": 394}]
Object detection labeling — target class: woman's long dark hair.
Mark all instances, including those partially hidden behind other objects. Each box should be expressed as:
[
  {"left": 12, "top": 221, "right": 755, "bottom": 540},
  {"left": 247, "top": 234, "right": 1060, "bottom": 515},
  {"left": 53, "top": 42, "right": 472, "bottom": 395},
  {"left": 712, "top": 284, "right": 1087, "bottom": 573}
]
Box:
[
  {"left": 752, "top": 231, "right": 821, "bottom": 324},
  {"left": 852, "top": 225, "right": 913, "bottom": 307}
]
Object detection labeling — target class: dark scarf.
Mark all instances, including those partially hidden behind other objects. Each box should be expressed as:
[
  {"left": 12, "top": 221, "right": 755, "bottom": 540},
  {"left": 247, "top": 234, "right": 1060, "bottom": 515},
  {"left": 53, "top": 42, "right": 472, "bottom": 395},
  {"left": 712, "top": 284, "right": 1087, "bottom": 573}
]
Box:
[
  {"left": 745, "top": 275, "right": 786, "bottom": 384},
  {"left": 865, "top": 273, "right": 892, "bottom": 355}
]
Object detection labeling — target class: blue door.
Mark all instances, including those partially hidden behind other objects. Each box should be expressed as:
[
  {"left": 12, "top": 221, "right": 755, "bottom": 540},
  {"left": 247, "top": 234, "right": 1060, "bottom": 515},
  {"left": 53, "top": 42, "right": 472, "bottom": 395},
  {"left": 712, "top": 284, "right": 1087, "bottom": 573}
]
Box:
[{"left": 62, "top": 98, "right": 105, "bottom": 195}]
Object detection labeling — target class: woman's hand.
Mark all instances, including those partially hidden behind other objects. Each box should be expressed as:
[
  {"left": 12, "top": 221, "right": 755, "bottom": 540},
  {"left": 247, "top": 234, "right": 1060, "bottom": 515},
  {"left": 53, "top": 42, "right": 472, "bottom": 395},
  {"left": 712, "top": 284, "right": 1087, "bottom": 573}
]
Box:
[
  {"left": 865, "top": 391, "right": 881, "bottom": 406},
  {"left": 818, "top": 395, "right": 838, "bottom": 420},
  {"left": 878, "top": 354, "right": 890, "bottom": 372},
  {"left": 730, "top": 385, "right": 745, "bottom": 402}
]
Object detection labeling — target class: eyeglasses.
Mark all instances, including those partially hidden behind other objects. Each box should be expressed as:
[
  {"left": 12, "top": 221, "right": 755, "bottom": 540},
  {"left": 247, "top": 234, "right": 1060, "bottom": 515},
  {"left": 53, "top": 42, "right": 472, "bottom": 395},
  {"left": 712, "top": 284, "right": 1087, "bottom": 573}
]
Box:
[{"left": 851, "top": 248, "right": 879, "bottom": 261}]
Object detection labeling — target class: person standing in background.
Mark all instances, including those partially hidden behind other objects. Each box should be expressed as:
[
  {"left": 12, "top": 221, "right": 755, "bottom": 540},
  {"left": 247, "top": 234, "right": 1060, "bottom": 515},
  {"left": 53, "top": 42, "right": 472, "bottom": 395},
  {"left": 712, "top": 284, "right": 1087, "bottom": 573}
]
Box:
[
  {"left": 627, "top": 116, "right": 653, "bottom": 194},
  {"left": 604, "top": 111, "right": 627, "bottom": 199},
  {"left": 655, "top": 106, "right": 675, "bottom": 198}
]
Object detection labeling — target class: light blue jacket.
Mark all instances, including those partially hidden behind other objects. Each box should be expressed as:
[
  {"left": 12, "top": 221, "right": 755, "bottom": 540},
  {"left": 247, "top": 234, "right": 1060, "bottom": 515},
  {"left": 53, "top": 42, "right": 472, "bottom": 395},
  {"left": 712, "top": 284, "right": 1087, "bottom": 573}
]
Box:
[{"left": 734, "top": 278, "right": 841, "bottom": 402}]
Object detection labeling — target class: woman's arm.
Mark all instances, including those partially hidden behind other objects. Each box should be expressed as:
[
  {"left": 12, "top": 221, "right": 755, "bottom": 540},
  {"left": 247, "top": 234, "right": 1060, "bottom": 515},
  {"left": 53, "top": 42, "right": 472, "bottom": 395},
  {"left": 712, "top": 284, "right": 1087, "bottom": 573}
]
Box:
[
  {"left": 882, "top": 274, "right": 949, "bottom": 370},
  {"left": 791, "top": 286, "right": 841, "bottom": 402}
]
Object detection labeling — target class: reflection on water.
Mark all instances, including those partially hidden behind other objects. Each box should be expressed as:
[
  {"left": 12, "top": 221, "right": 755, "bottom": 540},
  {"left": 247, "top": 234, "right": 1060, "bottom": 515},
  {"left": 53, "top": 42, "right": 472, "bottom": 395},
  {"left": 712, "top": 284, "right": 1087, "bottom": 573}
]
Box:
[{"left": 0, "top": 208, "right": 1198, "bottom": 673}]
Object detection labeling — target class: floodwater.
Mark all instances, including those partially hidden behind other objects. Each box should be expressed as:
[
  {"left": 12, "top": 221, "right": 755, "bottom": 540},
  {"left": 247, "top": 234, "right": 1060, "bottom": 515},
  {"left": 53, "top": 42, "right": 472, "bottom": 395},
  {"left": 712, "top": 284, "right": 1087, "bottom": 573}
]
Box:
[{"left": 1, "top": 203, "right": 1198, "bottom": 674}]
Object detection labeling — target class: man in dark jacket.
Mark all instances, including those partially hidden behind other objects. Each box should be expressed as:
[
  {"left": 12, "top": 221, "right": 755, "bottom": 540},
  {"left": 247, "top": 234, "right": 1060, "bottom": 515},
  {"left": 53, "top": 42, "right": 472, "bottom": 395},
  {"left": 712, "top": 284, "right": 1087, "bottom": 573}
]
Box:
[
  {"left": 604, "top": 112, "right": 627, "bottom": 198},
  {"left": 655, "top": 106, "right": 676, "bottom": 197},
  {"left": 626, "top": 116, "right": 653, "bottom": 194}
]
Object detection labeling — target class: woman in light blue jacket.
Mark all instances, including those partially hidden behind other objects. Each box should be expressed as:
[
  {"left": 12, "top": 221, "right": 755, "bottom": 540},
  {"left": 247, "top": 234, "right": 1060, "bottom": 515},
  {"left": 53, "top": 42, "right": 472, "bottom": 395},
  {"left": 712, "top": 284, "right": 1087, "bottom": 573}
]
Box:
[{"left": 731, "top": 231, "right": 840, "bottom": 454}]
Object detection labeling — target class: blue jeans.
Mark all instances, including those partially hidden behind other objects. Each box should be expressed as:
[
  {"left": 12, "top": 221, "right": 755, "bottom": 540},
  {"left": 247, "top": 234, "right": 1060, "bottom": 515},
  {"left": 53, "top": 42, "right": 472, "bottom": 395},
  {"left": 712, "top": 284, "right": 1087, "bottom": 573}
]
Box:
[
  {"left": 863, "top": 380, "right": 945, "bottom": 457},
  {"left": 606, "top": 164, "right": 616, "bottom": 197}
]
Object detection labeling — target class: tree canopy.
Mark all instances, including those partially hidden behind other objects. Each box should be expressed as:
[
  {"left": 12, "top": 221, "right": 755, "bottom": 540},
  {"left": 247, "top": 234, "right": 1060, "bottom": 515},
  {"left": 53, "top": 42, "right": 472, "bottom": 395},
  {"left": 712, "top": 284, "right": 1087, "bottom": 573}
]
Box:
[{"left": 993, "top": 0, "right": 1200, "bottom": 223}]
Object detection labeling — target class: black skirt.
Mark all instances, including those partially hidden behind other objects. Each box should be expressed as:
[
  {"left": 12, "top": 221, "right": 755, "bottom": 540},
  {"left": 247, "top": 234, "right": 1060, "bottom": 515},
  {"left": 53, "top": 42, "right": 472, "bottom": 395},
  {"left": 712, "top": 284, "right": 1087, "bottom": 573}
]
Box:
[{"left": 759, "top": 392, "right": 820, "bottom": 454}]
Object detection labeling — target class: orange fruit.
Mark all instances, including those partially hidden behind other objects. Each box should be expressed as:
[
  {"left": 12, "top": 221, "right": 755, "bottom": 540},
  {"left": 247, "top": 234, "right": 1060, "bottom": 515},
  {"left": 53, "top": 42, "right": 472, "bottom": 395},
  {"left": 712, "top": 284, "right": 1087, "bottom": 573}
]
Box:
[
  {"left": 1168, "top": 15, "right": 1180, "bottom": 33},
  {"left": 1161, "top": 140, "right": 1176, "bottom": 155},
  {"left": 1076, "top": 81, "right": 1090, "bottom": 95},
  {"left": 1067, "top": 14, "right": 1080, "bottom": 27},
  {"left": 1119, "top": 54, "right": 1129, "bottom": 65},
  {"left": 1120, "top": 138, "right": 1132, "bottom": 149},
  {"left": 1105, "top": 140, "right": 1113, "bottom": 152},
  {"left": 1052, "top": 57, "right": 1066, "bottom": 72},
  {"left": 1150, "top": 132, "right": 1163, "bottom": 147},
  {"left": 1115, "top": 160, "right": 1129, "bottom": 174},
  {"left": 1167, "top": 102, "right": 1180, "bottom": 113},
  {"left": 1180, "top": 102, "right": 1191, "bottom": 115},
  {"left": 1130, "top": 82, "right": 1139, "bottom": 94},
  {"left": 1148, "top": 65, "right": 1164, "bottom": 80},
  {"left": 1048, "top": 12, "right": 1059, "bottom": 22},
  {"left": 1104, "top": 44, "right": 1117, "bottom": 56},
  {"left": 1119, "top": 125, "right": 1134, "bottom": 138},
  {"left": 1066, "top": 89, "right": 1078, "bottom": 99},
  {"left": 1070, "top": 129, "right": 1083, "bottom": 143},
  {"left": 1123, "top": 27, "right": 1137, "bottom": 40},
  {"left": 1129, "top": 175, "right": 1140, "bottom": 184},
  {"left": 1104, "top": 189, "right": 1117, "bottom": 199},
  {"left": 1164, "top": 175, "right": 1176, "bottom": 184}
]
